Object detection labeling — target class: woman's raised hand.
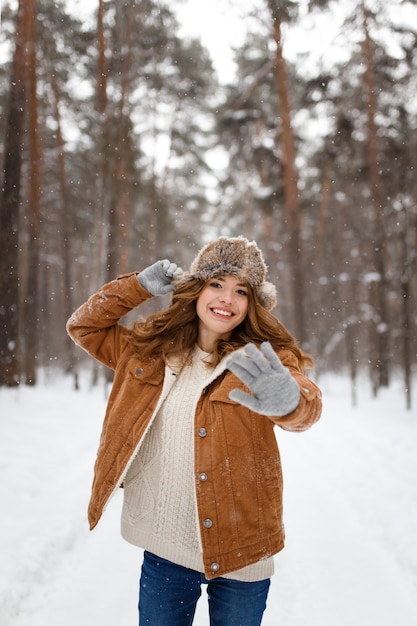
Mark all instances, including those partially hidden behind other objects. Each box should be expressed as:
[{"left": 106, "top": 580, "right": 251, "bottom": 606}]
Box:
[
  {"left": 138, "top": 260, "right": 182, "bottom": 296},
  {"left": 227, "top": 342, "right": 300, "bottom": 416}
]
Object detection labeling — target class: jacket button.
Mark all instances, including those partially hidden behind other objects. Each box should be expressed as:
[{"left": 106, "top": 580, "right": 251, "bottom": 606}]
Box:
[
  {"left": 199, "top": 473, "right": 208, "bottom": 482},
  {"left": 210, "top": 562, "right": 220, "bottom": 572},
  {"left": 198, "top": 428, "right": 207, "bottom": 437},
  {"left": 204, "top": 518, "right": 213, "bottom": 528}
]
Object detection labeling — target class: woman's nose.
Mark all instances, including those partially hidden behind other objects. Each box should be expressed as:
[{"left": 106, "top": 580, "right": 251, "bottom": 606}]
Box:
[{"left": 219, "top": 290, "right": 233, "bottom": 304}]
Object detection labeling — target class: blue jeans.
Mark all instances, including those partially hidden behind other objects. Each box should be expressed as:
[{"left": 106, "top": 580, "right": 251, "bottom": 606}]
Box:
[{"left": 138, "top": 551, "right": 270, "bottom": 626}]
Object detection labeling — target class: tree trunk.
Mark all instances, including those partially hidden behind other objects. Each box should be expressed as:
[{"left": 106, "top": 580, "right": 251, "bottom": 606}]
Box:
[
  {"left": 0, "top": 0, "right": 29, "bottom": 387},
  {"left": 106, "top": 0, "right": 135, "bottom": 277},
  {"left": 90, "top": 0, "right": 110, "bottom": 292},
  {"left": 397, "top": 108, "right": 414, "bottom": 410},
  {"left": 22, "top": 0, "right": 41, "bottom": 386},
  {"left": 97, "top": 0, "right": 108, "bottom": 115},
  {"left": 268, "top": 6, "right": 306, "bottom": 344},
  {"left": 50, "top": 70, "right": 77, "bottom": 378},
  {"left": 399, "top": 247, "right": 412, "bottom": 410},
  {"left": 362, "top": 0, "right": 390, "bottom": 389}
]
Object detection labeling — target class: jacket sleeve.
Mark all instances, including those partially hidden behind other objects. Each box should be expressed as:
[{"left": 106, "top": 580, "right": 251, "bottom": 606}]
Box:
[
  {"left": 271, "top": 350, "right": 322, "bottom": 432},
  {"left": 66, "top": 272, "right": 153, "bottom": 370}
]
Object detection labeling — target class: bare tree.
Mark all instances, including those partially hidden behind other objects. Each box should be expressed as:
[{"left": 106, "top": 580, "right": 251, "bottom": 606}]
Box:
[
  {"left": 0, "top": 0, "right": 29, "bottom": 387},
  {"left": 361, "top": 0, "right": 390, "bottom": 391},
  {"left": 21, "top": 0, "right": 41, "bottom": 385},
  {"left": 266, "top": 0, "right": 306, "bottom": 344}
]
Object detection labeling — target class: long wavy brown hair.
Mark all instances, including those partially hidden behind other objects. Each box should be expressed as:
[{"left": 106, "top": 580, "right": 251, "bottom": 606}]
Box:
[{"left": 130, "top": 277, "right": 314, "bottom": 371}]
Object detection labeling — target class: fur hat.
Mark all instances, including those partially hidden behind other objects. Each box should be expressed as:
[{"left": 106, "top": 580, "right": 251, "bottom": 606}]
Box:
[{"left": 176, "top": 236, "right": 277, "bottom": 311}]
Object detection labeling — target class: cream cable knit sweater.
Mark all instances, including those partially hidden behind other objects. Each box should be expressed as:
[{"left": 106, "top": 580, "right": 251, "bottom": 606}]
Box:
[{"left": 121, "top": 346, "right": 274, "bottom": 582}]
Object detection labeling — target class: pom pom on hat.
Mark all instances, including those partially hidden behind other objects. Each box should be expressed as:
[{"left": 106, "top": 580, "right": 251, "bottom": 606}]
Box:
[
  {"left": 176, "top": 236, "right": 277, "bottom": 311},
  {"left": 256, "top": 279, "right": 278, "bottom": 312}
]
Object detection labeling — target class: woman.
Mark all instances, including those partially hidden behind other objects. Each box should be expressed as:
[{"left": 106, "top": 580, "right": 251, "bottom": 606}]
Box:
[{"left": 67, "top": 236, "right": 322, "bottom": 626}]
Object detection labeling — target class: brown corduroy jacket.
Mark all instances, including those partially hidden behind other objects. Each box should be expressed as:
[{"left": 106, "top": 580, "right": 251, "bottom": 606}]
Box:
[{"left": 67, "top": 271, "right": 322, "bottom": 579}]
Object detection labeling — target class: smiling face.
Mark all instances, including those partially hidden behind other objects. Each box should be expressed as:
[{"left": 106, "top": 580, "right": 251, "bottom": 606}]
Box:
[{"left": 196, "top": 275, "right": 249, "bottom": 352}]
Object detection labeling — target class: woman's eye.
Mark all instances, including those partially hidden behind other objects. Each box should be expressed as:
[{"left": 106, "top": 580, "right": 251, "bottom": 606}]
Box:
[
  {"left": 237, "top": 289, "right": 248, "bottom": 296},
  {"left": 210, "top": 281, "right": 221, "bottom": 288}
]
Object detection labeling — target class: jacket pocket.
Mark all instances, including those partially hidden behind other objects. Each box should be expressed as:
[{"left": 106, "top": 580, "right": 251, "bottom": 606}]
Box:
[{"left": 124, "top": 356, "right": 163, "bottom": 385}]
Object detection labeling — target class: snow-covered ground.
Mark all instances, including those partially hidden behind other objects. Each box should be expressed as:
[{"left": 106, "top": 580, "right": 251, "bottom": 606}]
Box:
[{"left": 1, "top": 372, "right": 416, "bottom": 626}]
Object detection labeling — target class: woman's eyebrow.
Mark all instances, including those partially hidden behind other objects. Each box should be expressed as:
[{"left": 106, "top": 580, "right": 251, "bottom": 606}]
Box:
[{"left": 215, "top": 277, "right": 247, "bottom": 288}]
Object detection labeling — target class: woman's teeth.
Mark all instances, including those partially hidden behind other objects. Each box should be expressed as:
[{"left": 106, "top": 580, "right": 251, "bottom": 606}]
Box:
[{"left": 212, "top": 308, "right": 232, "bottom": 317}]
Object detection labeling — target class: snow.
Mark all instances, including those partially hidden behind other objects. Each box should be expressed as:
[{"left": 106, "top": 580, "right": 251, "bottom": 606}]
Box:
[{"left": 1, "top": 373, "right": 416, "bottom": 625}]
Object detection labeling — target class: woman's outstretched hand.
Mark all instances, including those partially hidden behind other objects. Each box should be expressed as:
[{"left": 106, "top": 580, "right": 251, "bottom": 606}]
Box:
[
  {"left": 138, "top": 260, "right": 182, "bottom": 296},
  {"left": 227, "top": 342, "right": 300, "bottom": 416}
]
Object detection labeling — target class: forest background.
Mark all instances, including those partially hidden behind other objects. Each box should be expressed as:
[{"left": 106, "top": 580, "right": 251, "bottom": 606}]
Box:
[{"left": 0, "top": 0, "right": 416, "bottom": 408}]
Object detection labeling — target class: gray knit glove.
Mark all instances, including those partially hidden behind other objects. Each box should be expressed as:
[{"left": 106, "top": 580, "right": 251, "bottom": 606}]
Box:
[
  {"left": 227, "top": 342, "right": 300, "bottom": 416},
  {"left": 137, "top": 259, "right": 182, "bottom": 296}
]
